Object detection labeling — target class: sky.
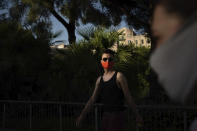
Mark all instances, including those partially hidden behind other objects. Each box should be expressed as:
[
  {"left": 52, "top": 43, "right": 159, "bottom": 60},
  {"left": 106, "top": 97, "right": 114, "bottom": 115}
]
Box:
[
  {"left": 0, "top": 7, "right": 130, "bottom": 45},
  {"left": 51, "top": 15, "right": 129, "bottom": 45}
]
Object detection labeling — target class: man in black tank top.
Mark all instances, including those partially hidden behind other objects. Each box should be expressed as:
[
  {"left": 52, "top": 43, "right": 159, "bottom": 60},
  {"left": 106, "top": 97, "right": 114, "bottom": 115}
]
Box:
[{"left": 76, "top": 49, "right": 143, "bottom": 131}]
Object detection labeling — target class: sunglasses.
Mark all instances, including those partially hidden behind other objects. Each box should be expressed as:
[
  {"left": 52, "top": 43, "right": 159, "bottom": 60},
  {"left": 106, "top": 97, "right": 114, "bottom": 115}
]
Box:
[{"left": 102, "top": 57, "right": 113, "bottom": 62}]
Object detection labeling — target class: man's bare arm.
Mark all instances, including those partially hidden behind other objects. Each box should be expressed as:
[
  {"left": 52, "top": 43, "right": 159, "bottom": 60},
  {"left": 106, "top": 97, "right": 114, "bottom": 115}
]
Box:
[
  {"left": 117, "top": 72, "right": 139, "bottom": 116},
  {"left": 76, "top": 76, "right": 101, "bottom": 126}
]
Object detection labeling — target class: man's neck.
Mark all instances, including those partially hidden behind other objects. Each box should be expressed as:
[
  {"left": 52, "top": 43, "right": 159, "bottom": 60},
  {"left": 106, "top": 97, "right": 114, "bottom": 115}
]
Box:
[{"left": 103, "top": 69, "right": 114, "bottom": 74}]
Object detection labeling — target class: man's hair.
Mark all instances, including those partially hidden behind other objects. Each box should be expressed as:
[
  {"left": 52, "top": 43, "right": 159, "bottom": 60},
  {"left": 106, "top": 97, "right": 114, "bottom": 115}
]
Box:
[
  {"left": 102, "top": 49, "right": 115, "bottom": 56},
  {"left": 154, "top": 0, "right": 197, "bottom": 19}
]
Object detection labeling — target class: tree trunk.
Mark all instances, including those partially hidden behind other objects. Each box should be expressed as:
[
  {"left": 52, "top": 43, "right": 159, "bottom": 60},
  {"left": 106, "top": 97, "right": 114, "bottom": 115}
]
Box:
[
  {"left": 67, "top": 22, "right": 76, "bottom": 44},
  {"left": 50, "top": 9, "right": 76, "bottom": 44}
]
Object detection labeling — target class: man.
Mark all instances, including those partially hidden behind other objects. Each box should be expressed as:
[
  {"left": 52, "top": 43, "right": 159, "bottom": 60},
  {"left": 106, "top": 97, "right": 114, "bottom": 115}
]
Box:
[
  {"left": 150, "top": 0, "right": 197, "bottom": 130},
  {"left": 76, "top": 49, "right": 143, "bottom": 131}
]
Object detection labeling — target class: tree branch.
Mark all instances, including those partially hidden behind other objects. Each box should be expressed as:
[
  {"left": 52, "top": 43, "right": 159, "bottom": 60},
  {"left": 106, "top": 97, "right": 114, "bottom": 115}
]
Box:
[{"left": 50, "top": 9, "right": 69, "bottom": 29}]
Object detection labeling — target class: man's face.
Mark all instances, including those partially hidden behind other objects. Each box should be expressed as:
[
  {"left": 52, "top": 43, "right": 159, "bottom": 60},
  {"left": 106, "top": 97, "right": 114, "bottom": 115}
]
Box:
[
  {"left": 151, "top": 5, "right": 183, "bottom": 47},
  {"left": 101, "top": 53, "right": 114, "bottom": 69}
]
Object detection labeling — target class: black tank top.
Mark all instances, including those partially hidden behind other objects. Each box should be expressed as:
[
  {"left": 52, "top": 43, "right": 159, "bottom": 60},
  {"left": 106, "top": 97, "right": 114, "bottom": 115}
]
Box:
[{"left": 97, "top": 72, "right": 125, "bottom": 112}]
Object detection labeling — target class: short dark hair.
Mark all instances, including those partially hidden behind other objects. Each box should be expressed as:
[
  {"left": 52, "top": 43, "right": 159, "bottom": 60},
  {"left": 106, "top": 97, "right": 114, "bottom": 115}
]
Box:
[
  {"left": 102, "top": 49, "right": 115, "bottom": 56},
  {"left": 154, "top": 0, "right": 197, "bottom": 19}
]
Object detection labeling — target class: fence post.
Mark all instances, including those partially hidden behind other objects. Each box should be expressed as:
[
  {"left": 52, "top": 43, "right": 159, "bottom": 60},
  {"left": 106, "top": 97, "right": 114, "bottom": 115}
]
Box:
[
  {"left": 59, "top": 104, "right": 62, "bottom": 131},
  {"left": 136, "top": 124, "right": 139, "bottom": 131},
  {"left": 135, "top": 108, "right": 139, "bottom": 131},
  {"left": 95, "top": 105, "right": 98, "bottom": 131},
  {"left": 184, "top": 111, "right": 187, "bottom": 131},
  {"left": 2, "top": 103, "right": 6, "bottom": 128},
  {"left": 29, "top": 103, "right": 32, "bottom": 131}
]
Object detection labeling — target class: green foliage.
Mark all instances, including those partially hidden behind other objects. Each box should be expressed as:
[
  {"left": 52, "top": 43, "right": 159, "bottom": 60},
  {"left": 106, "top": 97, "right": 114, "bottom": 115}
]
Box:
[
  {"left": 77, "top": 26, "right": 120, "bottom": 56},
  {"left": 43, "top": 27, "right": 121, "bottom": 101},
  {"left": 48, "top": 26, "right": 151, "bottom": 102},
  {"left": 46, "top": 45, "right": 100, "bottom": 101},
  {"left": 99, "top": 0, "right": 150, "bottom": 31},
  {"left": 0, "top": 22, "right": 51, "bottom": 100},
  {"left": 42, "top": 26, "right": 150, "bottom": 102},
  {"left": 8, "top": 0, "right": 115, "bottom": 44},
  {"left": 8, "top": 0, "right": 151, "bottom": 44},
  {"left": 115, "top": 44, "right": 150, "bottom": 100},
  {"left": 0, "top": 22, "right": 150, "bottom": 102}
]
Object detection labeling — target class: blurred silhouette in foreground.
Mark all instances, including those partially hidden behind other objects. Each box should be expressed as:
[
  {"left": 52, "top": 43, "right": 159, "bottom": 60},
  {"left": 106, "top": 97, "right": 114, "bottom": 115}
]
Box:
[{"left": 150, "top": 0, "right": 197, "bottom": 130}]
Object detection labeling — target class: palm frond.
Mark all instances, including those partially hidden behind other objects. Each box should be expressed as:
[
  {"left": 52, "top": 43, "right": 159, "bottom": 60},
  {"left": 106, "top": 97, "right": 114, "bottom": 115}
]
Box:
[{"left": 77, "top": 25, "right": 95, "bottom": 41}]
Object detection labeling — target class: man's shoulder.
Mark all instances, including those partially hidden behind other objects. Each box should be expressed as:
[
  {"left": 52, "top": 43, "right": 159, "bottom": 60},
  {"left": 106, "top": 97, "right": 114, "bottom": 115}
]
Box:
[
  {"left": 116, "top": 72, "right": 124, "bottom": 78},
  {"left": 96, "top": 76, "right": 102, "bottom": 84},
  {"left": 97, "top": 76, "right": 102, "bottom": 80},
  {"left": 116, "top": 72, "right": 127, "bottom": 82}
]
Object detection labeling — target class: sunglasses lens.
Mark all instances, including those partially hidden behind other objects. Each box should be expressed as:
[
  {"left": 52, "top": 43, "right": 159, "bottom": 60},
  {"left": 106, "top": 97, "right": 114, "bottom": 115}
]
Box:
[
  {"left": 102, "top": 57, "right": 113, "bottom": 62},
  {"left": 103, "top": 58, "right": 107, "bottom": 61}
]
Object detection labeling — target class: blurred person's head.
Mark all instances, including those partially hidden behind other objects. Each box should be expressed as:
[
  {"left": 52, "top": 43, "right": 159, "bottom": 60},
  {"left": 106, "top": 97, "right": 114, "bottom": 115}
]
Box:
[
  {"left": 152, "top": 0, "right": 197, "bottom": 47},
  {"left": 101, "top": 49, "right": 115, "bottom": 70},
  {"left": 150, "top": 0, "right": 197, "bottom": 104}
]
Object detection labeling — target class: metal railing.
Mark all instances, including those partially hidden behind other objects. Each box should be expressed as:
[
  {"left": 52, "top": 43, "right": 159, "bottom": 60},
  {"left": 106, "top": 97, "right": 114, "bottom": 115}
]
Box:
[{"left": 0, "top": 100, "right": 197, "bottom": 131}]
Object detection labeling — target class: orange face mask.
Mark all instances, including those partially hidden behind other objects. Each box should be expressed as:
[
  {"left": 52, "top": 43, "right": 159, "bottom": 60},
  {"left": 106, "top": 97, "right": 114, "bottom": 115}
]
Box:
[{"left": 101, "top": 61, "right": 114, "bottom": 69}]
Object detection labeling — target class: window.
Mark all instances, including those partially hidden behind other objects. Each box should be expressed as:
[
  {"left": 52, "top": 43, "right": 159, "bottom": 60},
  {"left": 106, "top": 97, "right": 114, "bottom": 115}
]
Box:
[
  {"left": 135, "top": 40, "right": 138, "bottom": 45},
  {"left": 127, "top": 34, "right": 132, "bottom": 37},
  {"left": 147, "top": 39, "right": 151, "bottom": 43},
  {"left": 141, "top": 40, "right": 144, "bottom": 44},
  {"left": 128, "top": 40, "right": 131, "bottom": 44}
]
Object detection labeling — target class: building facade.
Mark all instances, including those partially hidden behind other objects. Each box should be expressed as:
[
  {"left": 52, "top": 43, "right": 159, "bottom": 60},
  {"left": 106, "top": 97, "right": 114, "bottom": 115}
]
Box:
[
  {"left": 118, "top": 27, "right": 151, "bottom": 47},
  {"left": 50, "top": 43, "right": 67, "bottom": 49}
]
